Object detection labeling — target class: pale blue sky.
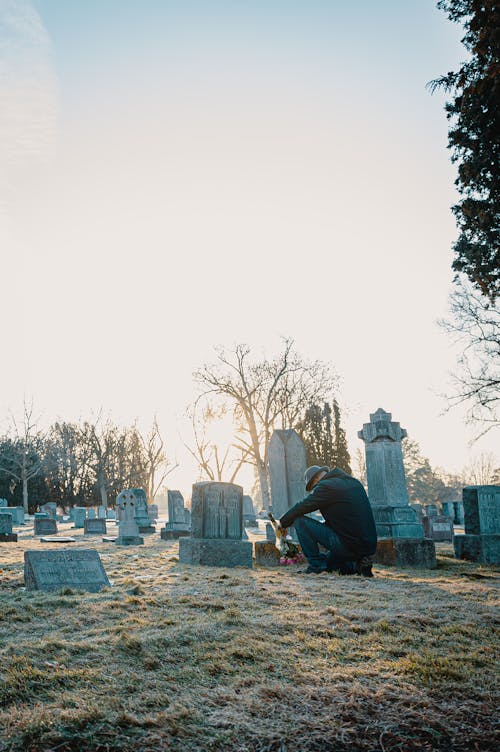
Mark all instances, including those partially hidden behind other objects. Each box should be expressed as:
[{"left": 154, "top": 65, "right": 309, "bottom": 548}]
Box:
[{"left": 3, "top": 0, "right": 495, "bottom": 493}]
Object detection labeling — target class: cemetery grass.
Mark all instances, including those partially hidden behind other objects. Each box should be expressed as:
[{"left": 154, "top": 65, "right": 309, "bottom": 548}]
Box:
[{"left": 0, "top": 531, "right": 499, "bottom": 752}]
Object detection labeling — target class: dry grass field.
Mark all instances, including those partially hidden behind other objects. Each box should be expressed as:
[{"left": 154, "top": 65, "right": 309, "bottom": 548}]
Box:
[{"left": 0, "top": 522, "right": 498, "bottom": 752}]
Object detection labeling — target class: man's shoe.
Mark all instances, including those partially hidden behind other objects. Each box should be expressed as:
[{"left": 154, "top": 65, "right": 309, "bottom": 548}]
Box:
[
  {"left": 297, "top": 565, "right": 326, "bottom": 574},
  {"left": 356, "top": 556, "right": 374, "bottom": 577}
]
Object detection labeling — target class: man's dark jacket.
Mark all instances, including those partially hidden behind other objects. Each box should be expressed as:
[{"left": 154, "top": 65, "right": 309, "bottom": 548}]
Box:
[{"left": 280, "top": 467, "right": 377, "bottom": 556}]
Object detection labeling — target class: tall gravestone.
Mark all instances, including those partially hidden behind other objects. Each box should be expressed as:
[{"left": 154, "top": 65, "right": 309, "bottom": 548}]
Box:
[
  {"left": 72, "top": 507, "right": 87, "bottom": 529},
  {"left": 115, "top": 490, "right": 144, "bottom": 546},
  {"left": 131, "top": 488, "right": 155, "bottom": 533},
  {"left": 243, "top": 495, "right": 258, "bottom": 527},
  {"left": 8, "top": 507, "right": 25, "bottom": 526},
  {"left": 454, "top": 485, "right": 500, "bottom": 564},
  {"left": 358, "top": 409, "right": 436, "bottom": 568},
  {"left": 268, "top": 429, "right": 307, "bottom": 519},
  {"left": 179, "top": 482, "right": 252, "bottom": 567},
  {"left": 161, "top": 490, "right": 190, "bottom": 540},
  {"left": 40, "top": 502, "right": 57, "bottom": 518}
]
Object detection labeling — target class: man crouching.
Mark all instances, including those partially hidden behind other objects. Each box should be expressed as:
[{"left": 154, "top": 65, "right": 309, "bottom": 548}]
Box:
[{"left": 279, "top": 465, "right": 377, "bottom": 576}]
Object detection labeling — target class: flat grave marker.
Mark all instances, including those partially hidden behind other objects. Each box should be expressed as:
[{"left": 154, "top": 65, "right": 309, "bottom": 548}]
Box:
[{"left": 24, "top": 549, "right": 110, "bottom": 592}]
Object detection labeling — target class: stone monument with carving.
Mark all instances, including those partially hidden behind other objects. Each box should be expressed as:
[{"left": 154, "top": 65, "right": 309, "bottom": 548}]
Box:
[
  {"left": 358, "top": 408, "right": 436, "bottom": 568},
  {"left": 179, "top": 482, "right": 252, "bottom": 567},
  {"left": 161, "top": 490, "right": 190, "bottom": 540},
  {"left": 115, "top": 490, "right": 144, "bottom": 546}
]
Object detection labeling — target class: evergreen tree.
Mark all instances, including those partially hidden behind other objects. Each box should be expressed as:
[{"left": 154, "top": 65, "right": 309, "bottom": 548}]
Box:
[
  {"left": 297, "top": 401, "right": 351, "bottom": 473},
  {"left": 430, "top": 0, "right": 500, "bottom": 302}
]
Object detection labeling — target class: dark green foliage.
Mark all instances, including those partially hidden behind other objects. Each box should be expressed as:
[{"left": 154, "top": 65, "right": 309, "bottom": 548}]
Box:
[
  {"left": 297, "top": 400, "right": 351, "bottom": 474},
  {"left": 430, "top": 0, "right": 500, "bottom": 302}
]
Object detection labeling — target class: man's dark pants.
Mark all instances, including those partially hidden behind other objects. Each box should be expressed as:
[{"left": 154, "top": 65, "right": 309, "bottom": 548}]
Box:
[{"left": 294, "top": 516, "right": 356, "bottom": 572}]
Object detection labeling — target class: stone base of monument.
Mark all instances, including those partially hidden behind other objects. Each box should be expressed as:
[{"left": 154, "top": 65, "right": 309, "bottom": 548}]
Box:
[
  {"left": 160, "top": 523, "right": 190, "bottom": 540},
  {"left": 137, "top": 523, "right": 156, "bottom": 534},
  {"left": 116, "top": 535, "right": 144, "bottom": 546},
  {"left": 244, "top": 518, "right": 259, "bottom": 528},
  {"left": 254, "top": 540, "right": 281, "bottom": 567},
  {"left": 372, "top": 506, "right": 425, "bottom": 539},
  {"left": 453, "top": 534, "right": 500, "bottom": 564},
  {"left": 375, "top": 538, "right": 437, "bottom": 568},
  {"left": 179, "top": 537, "right": 253, "bottom": 568},
  {"left": 0, "top": 533, "right": 18, "bottom": 542}
]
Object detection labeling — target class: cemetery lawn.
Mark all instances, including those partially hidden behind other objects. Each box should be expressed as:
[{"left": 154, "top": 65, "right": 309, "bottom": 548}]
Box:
[{"left": 0, "top": 531, "right": 499, "bottom": 752}]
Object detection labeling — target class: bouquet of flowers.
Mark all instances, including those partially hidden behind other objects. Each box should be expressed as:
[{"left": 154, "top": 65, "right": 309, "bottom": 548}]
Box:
[{"left": 268, "top": 512, "right": 305, "bottom": 566}]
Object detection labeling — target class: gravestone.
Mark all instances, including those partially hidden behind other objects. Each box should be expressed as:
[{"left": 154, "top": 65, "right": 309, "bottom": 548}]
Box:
[
  {"left": 454, "top": 485, "right": 500, "bottom": 564},
  {"left": 115, "top": 490, "right": 144, "bottom": 546},
  {"left": 423, "top": 515, "right": 453, "bottom": 542},
  {"left": 425, "top": 504, "right": 439, "bottom": 517},
  {"left": 268, "top": 429, "right": 307, "bottom": 521},
  {"left": 179, "top": 482, "right": 252, "bottom": 567},
  {"left": 0, "top": 512, "right": 17, "bottom": 542},
  {"left": 34, "top": 512, "right": 48, "bottom": 519},
  {"left": 72, "top": 507, "right": 87, "bottom": 528},
  {"left": 441, "top": 501, "right": 455, "bottom": 520},
  {"left": 8, "top": 506, "right": 25, "bottom": 525},
  {"left": 84, "top": 518, "right": 107, "bottom": 535},
  {"left": 161, "top": 490, "right": 190, "bottom": 540},
  {"left": 148, "top": 504, "right": 159, "bottom": 522},
  {"left": 265, "top": 522, "right": 276, "bottom": 543},
  {"left": 243, "top": 495, "right": 258, "bottom": 527},
  {"left": 24, "top": 549, "right": 110, "bottom": 592},
  {"left": 410, "top": 503, "right": 424, "bottom": 521},
  {"left": 130, "top": 488, "right": 155, "bottom": 533},
  {"left": 358, "top": 409, "right": 435, "bottom": 568},
  {"left": 41, "top": 536, "right": 76, "bottom": 543},
  {"left": 97, "top": 506, "right": 107, "bottom": 519},
  {"left": 34, "top": 517, "right": 58, "bottom": 536},
  {"left": 255, "top": 540, "right": 281, "bottom": 567},
  {"left": 40, "top": 502, "right": 57, "bottom": 518},
  {"left": 88, "top": 509, "right": 96, "bottom": 519},
  {"left": 184, "top": 508, "right": 191, "bottom": 526},
  {"left": 106, "top": 509, "right": 116, "bottom": 520},
  {"left": 0, "top": 498, "right": 8, "bottom": 507}
]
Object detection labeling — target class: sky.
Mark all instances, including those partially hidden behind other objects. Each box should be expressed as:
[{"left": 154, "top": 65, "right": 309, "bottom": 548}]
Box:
[{"left": 1, "top": 0, "right": 497, "bottom": 497}]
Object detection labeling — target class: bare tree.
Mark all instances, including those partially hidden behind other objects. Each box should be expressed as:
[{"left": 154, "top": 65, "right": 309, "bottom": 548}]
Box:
[
  {"left": 0, "top": 399, "right": 44, "bottom": 512},
  {"left": 79, "top": 414, "right": 119, "bottom": 509},
  {"left": 194, "top": 338, "right": 338, "bottom": 507},
  {"left": 140, "top": 417, "right": 178, "bottom": 501},
  {"left": 184, "top": 398, "right": 251, "bottom": 483},
  {"left": 440, "top": 278, "right": 499, "bottom": 438},
  {"left": 463, "top": 452, "right": 499, "bottom": 486}
]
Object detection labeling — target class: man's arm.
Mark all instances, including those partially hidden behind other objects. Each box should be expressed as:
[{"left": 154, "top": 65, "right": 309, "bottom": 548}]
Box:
[{"left": 279, "top": 481, "right": 331, "bottom": 528}]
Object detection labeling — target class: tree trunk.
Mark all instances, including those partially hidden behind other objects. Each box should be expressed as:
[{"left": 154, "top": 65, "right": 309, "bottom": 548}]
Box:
[
  {"left": 22, "top": 476, "right": 29, "bottom": 513},
  {"left": 256, "top": 458, "right": 271, "bottom": 510},
  {"left": 98, "top": 469, "right": 108, "bottom": 509}
]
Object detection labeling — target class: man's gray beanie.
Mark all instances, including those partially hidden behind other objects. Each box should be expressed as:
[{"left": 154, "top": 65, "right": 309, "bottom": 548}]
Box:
[{"left": 304, "top": 465, "right": 329, "bottom": 492}]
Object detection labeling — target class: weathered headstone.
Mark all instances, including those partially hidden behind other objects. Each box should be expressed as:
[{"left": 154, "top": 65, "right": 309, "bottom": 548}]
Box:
[
  {"left": 115, "top": 490, "right": 144, "bottom": 546},
  {"left": 34, "top": 517, "right": 58, "bottom": 536},
  {"left": 265, "top": 522, "right": 276, "bottom": 543},
  {"left": 97, "top": 506, "right": 107, "bottom": 519},
  {"left": 84, "top": 518, "right": 107, "bottom": 535},
  {"left": 161, "top": 490, "right": 190, "bottom": 540},
  {"left": 358, "top": 409, "right": 435, "bottom": 568},
  {"left": 0, "top": 512, "right": 17, "bottom": 542},
  {"left": 24, "top": 549, "right": 110, "bottom": 592},
  {"left": 88, "top": 509, "right": 96, "bottom": 519},
  {"left": 147, "top": 504, "right": 159, "bottom": 522},
  {"left": 8, "top": 506, "right": 25, "bottom": 526},
  {"left": 454, "top": 485, "right": 500, "bottom": 564},
  {"left": 441, "top": 501, "right": 455, "bottom": 520},
  {"left": 254, "top": 540, "right": 281, "bottom": 567},
  {"left": 425, "top": 504, "right": 439, "bottom": 517},
  {"left": 130, "top": 488, "right": 155, "bottom": 533},
  {"left": 423, "top": 515, "right": 454, "bottom": 542},
  {"left": 179, "top": 482, "right": 252, "bottom": 567},
  {"left": 184, "top": 508, "right": 191, "bottom": 526},
  {"left": 268, "top": 429, "right": 307, "bottom": 521},
  {"left": 410, "top": 503, "right": 424, "bottom": 521},
  {"left": 72, "top": 507, "right": 87, "bottom": 528},
  {"left": 106, "top": 509, "right": 116, "bottom": 520},
  {"left": 243, "top": 495, "right": 258, "bottom": 527},
  {"left": 40, "top": 502, "right": 57, "bottom": 518},
  {"left": 0, "top": 498, "right": 8, "bottom": 507}
]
